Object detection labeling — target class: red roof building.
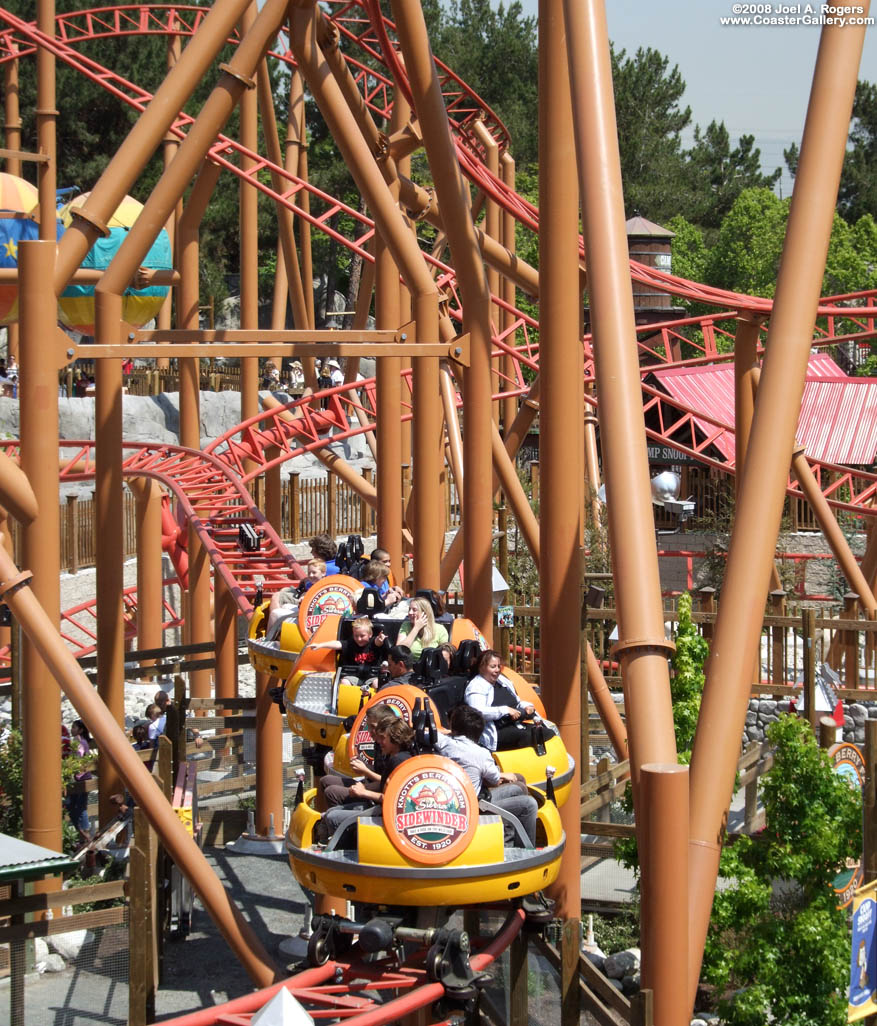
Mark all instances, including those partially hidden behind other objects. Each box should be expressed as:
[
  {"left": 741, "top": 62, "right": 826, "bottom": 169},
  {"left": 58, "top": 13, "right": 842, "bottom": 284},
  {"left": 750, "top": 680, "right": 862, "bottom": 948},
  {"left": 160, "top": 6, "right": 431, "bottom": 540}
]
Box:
[{"left": 650, "top": 355, "right": 877, "bottom": 467}]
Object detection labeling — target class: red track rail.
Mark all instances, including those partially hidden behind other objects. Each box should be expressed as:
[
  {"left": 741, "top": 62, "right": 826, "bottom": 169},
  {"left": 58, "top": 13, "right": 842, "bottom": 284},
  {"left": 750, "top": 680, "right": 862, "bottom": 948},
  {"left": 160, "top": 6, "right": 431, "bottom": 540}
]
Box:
[{"left": 155, "top": 908, "right": 525, "bottom": 1026}]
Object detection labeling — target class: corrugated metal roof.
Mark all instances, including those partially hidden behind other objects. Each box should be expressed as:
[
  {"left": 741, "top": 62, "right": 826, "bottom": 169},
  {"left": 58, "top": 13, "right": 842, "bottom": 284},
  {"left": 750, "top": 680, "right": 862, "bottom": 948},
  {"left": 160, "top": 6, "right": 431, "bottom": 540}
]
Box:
[
  {"left": 651, "top": 355, "right": 877, "bottom": 466},
  {"left": 0, "top": 833, "right": 77, "bottom": 882}
]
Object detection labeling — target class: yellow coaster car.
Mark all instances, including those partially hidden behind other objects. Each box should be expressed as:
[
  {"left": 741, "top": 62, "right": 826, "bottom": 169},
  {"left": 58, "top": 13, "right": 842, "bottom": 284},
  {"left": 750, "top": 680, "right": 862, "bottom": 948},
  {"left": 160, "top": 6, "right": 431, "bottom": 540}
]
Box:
[
  {"left": 330, "top": 669, "right": 575, "bottom": 807},
  {"left": 288, "top": 754, "right": 564, "bottom": 907},
  {"left": 282, "top": 611, "right": 485, "bottom": 748},
  {"left": 247, "top": 575, "right": 361, "bottom": 678}
]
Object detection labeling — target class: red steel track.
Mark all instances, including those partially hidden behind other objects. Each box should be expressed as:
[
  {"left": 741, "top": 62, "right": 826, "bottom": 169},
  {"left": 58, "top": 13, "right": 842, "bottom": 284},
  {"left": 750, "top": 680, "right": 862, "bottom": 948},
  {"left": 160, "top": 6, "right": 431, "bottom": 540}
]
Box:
[{"left": 155, "top": 908, "right": 526, "bottom": 1026}]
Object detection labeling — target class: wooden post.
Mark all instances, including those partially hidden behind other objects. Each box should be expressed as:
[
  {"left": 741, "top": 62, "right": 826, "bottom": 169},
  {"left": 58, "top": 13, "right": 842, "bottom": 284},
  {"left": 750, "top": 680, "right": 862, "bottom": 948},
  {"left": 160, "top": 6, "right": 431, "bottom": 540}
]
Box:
[
  {"left": 509, "top": 922, "right": 528, "bottom": 1026},
  {"left": 580, "top": 584, "right": 590, "bottom": 781},
  {"left": 865, "top": 720, "right": 877, "bottom": 886},
  {"left": 10, "top": 878, "right": 24, "bottom": 1026},
  {"left": 844, "top": 592, "right": 859, "bottom": 689},
  {"left": 698, "top": 586, "right": 716, "bottom": 643},
  {"left": 290, "top": 472, "right": 301, "bottom": 544},
  {"left": 326, "top": 473, "right": 337, "bottom": 539},
  {"left": 529, "top": 459, "right": 539, "bottom": 508},
  {"left": 360, "top": 468, "right": 371, "bottom": 535},
  {"left": 631, "top": 989, "right": 654, "bottom": 1026},
  {"left": 819, "top": 715, "right": 838, "bottom": 750},
  {"left": 802, "top": 608, "right": 817, "bottom": 733},
  {"left": 498, "top": 506, "right": 510, "bottom": 661},
  {"left": 129, "top": 806, "right": 157, "bottom": 1024},
  {"left": 66, "top": 494, "right": 78, "bottom": 575},
  {"left": 770, "top": 590, "right": 786, "bottom": 688}
]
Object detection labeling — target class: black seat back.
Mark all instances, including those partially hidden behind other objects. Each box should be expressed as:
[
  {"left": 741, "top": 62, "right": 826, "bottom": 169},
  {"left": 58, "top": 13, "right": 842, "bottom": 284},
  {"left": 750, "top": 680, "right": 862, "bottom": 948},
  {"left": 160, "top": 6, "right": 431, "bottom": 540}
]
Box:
[{"left": 427, "top": 676, "right": 470, "bottom": 727}]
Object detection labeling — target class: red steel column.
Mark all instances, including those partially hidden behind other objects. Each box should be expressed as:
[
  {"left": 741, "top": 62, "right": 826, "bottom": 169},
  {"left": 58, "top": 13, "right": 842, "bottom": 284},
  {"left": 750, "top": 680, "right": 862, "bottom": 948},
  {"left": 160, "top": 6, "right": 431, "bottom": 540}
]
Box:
[
  {"left": 687, "top": 16, "right": 868, "bottom": 1000},
  {"left": 391, "top": 0, "right": 495, "bottom": 629},
  {"left": 538, "top": 7, "right": 583, "bottom": 1024},
  {"left": 94, "top": 290, "right": 126, "bottom": 824},
  {"left": 19, "top": 239, "right": 62, "bottom": 859}
]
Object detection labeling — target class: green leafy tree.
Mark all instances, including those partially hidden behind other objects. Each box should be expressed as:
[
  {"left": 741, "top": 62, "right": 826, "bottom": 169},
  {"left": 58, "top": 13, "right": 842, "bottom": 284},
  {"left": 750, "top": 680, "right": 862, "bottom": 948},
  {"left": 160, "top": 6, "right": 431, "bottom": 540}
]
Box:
[
  {"left": 839, "top": 80, "right": 877, "bottom": 222},
  {"left": 670, "top": 592, "right": 707, "bottom": 756},
  {"left": 0, "top": 728, "right": 24, "bottom": 837},
  {"left": 704, "top": 714, "right": 862, "bottom": 1026},
  {"left": 427, "top": 0, "right": 539, "bottom": 166},
  {"left": 610, "top": 45, "right": 691, "bottom": 223},
  {"left": 684, "top": 121, "right": 781, "bottom": 232},
  {"left": 704, "top": 188, "right": 789, "bottom": 298}
]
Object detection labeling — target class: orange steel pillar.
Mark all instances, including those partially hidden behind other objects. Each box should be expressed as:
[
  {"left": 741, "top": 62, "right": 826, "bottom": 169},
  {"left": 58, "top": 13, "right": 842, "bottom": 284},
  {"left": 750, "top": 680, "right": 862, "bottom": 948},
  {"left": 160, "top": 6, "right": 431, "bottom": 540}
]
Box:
[
  {"left": 239, "top": 3, "right": 260, "bottom": 467},
  {"left": 563, "top": 0, "right": 676, "bottom": 785},
  {"left": 0, "top": 545, "right": 280, "bottom": 987},
  {"left": 4, "top": 57, "right": 21, "bottom": 363},
  {"left": 472, "top": 120, "right": 501, "bottom": 428},
  {"left": 214, "top": 576, "right": 238, "bottom": 709},
  {"left": 155, "top": 27, "right": 183, "bottom": 373},
  {"left": 391, "top": 0, "right": 495, "bottom": 630},
  {"left": 376, "top": 237, "right": 404, "bottom": 577},
  {"left": 640, "top": 764, "right": 689, "bottom": 1026},
  {"left": 19, "top": 239, "right": 62, "bottom": 861},
  {"left": 687, "top": 17, "right": 868, "bottom": 1002},
  {"left": 290, "top": 0, "right": 443, "bottom": 587},
  {"left": 393, "top": 91, "right": 415, "bottom": 497},
  {"left": 791, "top": 445, "right": 877, "bottom": 615},
  {"left": 36, "top": 0, "right": 56, "bottom": 237},
  {"left": 500, "top": 151, "right": 518, "bottom": 434},
  {"left": 564, "top": 4, "right": 679, "bottom": 1009},
  {"left": 537, "top": 6, "right": 584, "bottom": 1023},
  {"left": 178, "top": 162, "right": 220, "bottom": 701},
  {"left": 132, "top": 477, "right": 163, "bottom": 666},
  {"left": 53, "top": 0, "right": 252, "bottom": 292},
  {"left": 734, "top": 315, "right": 781, "bottom": 593},
  {"left": 94, "top": 289, "right": 126, "bottom": 824}
]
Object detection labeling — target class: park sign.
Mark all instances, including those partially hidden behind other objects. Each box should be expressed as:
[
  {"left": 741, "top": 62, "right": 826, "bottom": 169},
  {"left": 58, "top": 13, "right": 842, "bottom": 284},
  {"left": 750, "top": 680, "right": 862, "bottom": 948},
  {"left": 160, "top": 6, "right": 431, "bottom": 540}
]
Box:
[
  {"left": 849, "top": 879, "right": 877, "bottom": 1020},
  {"left": 646, "top": 443, "right": 698, "bottom": 466},
  {"left": 830, "top": 742, "right": 865, "bottom": 909}
]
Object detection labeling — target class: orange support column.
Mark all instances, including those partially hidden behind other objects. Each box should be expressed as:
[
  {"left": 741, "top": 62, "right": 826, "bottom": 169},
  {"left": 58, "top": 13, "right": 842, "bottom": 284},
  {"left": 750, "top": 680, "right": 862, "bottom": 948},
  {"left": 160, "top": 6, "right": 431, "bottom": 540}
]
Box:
[
  {"left": 94, "top": 289, "right": 126, "bottom": 825},
  {"left": 214, "top": 576, "right": 238, "bottom": 711},
  {"left": 239, "top": 3, "right": 260, "bottom": 472},
  {"left": 4, "top": 58, "right": 21, "bottom": 363},
  {"left": 132, "top": 477, "right": 163, "bottom": 667},
  {"left": 19, "top": 239, "right": 63, "bottom": 861},
  {"left": 537, "top": 9, "right": 584, "bottom": 1026}
]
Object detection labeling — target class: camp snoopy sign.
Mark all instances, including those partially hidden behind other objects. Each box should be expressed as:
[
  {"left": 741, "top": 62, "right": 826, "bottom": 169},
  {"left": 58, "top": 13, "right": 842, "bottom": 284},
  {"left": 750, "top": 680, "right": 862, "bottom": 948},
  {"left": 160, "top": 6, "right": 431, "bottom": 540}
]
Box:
[{"left": 383, "top": 756, "right": 478, "bottom": 865}]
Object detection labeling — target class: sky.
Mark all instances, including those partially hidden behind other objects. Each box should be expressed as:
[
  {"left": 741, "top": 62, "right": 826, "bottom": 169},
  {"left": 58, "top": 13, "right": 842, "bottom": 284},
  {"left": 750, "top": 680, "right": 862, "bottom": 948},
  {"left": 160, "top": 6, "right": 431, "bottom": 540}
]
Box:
[{"left": 518, "top": 0, "right": 877, "bottom": 197}]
